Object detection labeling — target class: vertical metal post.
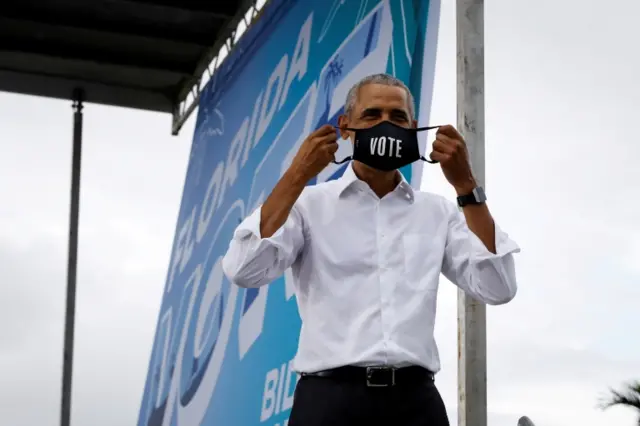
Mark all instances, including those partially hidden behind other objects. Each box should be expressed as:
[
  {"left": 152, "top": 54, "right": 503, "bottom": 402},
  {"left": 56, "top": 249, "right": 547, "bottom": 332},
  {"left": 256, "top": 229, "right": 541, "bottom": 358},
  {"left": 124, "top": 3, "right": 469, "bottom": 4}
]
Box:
[
  {"left": 456, "top": 1, "right": 486, "bottom": 426},
  {"left": 60, "top": 88, "right": 84, "bottom": 426}
]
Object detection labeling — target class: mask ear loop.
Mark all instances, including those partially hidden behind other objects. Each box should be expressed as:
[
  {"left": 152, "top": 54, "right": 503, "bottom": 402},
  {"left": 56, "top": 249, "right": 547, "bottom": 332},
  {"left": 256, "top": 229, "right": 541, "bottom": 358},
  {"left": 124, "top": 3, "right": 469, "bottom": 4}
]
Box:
[
  {"left": 332, "top": 126, "right": 356, "bottom": 165},
  {"left": 421, "top": 155, "right": 438, "bottom": 164},
  {"left": 332, "top": 156, "right": 352, "bottom": 165},
  {"left": 416, "top": 125, "right": 442, "bottom": 164}
]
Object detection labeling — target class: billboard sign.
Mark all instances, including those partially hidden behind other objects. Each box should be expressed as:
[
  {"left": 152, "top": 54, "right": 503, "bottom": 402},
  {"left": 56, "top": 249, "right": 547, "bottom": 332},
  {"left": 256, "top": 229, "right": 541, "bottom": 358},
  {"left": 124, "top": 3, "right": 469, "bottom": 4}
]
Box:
[{"left": 137, "top": 0, "right": 440, "bottom": 425}]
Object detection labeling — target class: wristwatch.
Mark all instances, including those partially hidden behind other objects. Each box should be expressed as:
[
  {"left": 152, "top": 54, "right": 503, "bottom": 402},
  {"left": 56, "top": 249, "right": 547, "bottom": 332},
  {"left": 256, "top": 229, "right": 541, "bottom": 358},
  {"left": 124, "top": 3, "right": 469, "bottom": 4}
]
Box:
[{"left": 457, "top": 186, "right": 486, "bottom": 207}]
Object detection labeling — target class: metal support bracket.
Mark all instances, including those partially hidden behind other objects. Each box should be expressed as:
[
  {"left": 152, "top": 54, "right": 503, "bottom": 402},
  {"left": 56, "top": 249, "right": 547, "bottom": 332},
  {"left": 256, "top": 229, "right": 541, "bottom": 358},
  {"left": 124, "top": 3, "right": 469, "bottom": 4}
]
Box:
[{"left": 171, "top": 0, "right": 268, "bottom": 135}]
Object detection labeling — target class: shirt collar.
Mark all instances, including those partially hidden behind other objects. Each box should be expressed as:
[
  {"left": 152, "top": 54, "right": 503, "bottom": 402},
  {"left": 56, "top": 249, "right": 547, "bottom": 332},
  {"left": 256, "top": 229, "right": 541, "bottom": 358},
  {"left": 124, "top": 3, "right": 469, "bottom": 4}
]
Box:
[{"left": 336, "top": 162, "right": 415, "bottom": 203}]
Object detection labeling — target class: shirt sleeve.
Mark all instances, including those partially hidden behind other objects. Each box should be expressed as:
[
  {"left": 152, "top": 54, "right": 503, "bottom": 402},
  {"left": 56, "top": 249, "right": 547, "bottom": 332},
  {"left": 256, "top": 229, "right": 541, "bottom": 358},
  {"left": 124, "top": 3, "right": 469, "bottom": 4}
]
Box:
[
  {"left": 221, "top": 203, "right": 305, "bottom": 289},
  {"left": 441, "top": 201, "right": 521, "bottom": 305}
]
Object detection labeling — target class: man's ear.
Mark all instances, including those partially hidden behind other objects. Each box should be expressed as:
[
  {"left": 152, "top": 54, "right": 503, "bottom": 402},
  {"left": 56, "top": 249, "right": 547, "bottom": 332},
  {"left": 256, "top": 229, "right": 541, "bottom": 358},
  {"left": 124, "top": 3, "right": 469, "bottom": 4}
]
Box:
[
  {"left": 412, "top": 119, "right": 418, "bottom": 129},
  {"left": 337, "top": 114, "right": 351, "bottom": 140}
]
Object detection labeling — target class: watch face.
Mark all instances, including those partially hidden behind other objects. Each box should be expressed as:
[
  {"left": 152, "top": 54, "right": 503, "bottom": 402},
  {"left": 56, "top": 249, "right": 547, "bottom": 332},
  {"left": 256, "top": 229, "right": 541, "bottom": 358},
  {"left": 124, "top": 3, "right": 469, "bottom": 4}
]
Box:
[{"left": 473, "top": 187, "right": 487, "bottom": 202}]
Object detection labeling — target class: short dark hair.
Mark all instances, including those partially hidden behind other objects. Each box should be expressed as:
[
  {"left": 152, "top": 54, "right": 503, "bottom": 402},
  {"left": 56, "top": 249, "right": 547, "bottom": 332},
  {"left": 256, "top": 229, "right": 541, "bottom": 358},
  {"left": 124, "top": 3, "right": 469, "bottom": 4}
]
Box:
[{"left": 344, "top": 73, "right": 415, "bottom": 119}]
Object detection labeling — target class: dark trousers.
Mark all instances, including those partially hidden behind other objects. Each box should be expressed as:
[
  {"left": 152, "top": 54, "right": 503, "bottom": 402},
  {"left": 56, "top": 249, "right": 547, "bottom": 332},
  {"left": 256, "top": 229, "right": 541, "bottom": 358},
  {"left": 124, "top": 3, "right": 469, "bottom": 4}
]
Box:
[{"left": 288, "top": 374, "right": 450, "bottom": 426}]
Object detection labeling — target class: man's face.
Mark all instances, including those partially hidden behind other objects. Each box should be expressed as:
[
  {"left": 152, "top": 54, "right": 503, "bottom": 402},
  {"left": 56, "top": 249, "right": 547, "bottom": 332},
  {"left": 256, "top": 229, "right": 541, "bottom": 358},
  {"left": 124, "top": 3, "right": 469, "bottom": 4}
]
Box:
[{"left": 338, "top": 83, "right": 417, "bottom": 142}]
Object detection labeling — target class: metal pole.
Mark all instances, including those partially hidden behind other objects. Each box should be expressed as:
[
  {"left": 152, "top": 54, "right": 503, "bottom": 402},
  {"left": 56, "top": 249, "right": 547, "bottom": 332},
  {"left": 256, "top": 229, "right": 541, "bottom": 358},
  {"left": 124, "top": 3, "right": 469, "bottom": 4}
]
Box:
[
  {"left": 456, "top": 1, "right": 486, "bottom": 426},
  {"left": 60, "top": 88, "right": 84, "bottom": 426}
]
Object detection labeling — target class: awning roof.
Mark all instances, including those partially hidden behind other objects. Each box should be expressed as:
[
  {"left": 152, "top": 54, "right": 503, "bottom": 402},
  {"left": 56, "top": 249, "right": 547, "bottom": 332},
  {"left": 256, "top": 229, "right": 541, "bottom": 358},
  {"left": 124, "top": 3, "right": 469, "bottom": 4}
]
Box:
[{"left": 0, "top": 0, "right": 258, "bottom": 133}]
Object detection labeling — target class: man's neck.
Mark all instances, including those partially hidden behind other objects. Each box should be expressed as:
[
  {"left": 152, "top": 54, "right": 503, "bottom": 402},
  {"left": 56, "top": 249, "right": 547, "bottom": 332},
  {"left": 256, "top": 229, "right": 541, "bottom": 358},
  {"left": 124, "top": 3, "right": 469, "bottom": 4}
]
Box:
[{"left": 352, "top": 161, "right": 399, "bottom": 199}]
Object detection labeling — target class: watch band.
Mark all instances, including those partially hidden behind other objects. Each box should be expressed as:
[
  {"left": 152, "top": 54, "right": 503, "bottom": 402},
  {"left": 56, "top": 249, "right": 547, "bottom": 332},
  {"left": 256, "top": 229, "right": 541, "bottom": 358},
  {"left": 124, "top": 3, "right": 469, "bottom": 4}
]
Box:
[{"left": 456, "top": 186, "right": 486, "bottom": 207}]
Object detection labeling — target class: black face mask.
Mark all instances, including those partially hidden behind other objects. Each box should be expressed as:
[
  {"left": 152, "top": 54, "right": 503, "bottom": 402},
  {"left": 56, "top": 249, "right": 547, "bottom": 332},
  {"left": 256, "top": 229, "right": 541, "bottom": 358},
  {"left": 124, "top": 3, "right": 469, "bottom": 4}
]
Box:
[{"left": 333, "top": 121, "right": 440, "bottom": 171}]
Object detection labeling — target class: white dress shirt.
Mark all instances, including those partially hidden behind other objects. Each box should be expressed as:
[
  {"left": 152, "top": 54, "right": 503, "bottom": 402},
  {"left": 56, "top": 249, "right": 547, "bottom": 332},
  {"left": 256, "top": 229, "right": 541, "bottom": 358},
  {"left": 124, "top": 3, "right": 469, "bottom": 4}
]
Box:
[{"left": 222, "top": 163, "right": 520, "bottom": 374}]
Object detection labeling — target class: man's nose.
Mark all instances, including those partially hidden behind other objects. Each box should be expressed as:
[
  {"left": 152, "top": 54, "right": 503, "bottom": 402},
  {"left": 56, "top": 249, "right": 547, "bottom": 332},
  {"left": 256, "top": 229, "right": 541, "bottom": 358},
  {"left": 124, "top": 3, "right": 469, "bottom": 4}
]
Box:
[{"left": 380, "top": 113, "right": 392, "bottom": 122}]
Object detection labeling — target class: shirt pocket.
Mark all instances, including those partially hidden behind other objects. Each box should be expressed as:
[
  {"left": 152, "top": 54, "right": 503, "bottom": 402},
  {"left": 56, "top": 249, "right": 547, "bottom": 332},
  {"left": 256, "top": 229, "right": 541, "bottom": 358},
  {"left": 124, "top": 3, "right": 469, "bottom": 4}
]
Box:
[{"left": 402, "top": 233, "right": 444, "bottom": 292}]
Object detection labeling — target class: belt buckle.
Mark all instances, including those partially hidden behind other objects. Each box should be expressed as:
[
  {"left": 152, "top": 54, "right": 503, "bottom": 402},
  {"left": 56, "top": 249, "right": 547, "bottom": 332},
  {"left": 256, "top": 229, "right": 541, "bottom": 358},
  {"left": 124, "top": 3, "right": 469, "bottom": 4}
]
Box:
[{"left": 366, "top": 366, "right": 395, "bottom": 387}]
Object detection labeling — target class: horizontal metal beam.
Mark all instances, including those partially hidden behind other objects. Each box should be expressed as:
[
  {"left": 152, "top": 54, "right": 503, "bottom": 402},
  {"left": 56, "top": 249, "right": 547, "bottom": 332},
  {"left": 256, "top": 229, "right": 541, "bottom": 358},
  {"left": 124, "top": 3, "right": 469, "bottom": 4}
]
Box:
[
  {"left": 119, "top": 0, "right": 240, "bottom": 17},
  {"left": 0, "top": 16, "right": 209, "bottom": 51},
  {"left": 0, "top": 24, "right": 199, "bottom": 76},
  {"left": 0, "top": 47, "right": 190, "bottom": 85},
  {"left": 1, "top": 2, "right": 223, "bottom": 45},
  {"left": 0, "top": 68, "right": 173, "bottom": 112}
]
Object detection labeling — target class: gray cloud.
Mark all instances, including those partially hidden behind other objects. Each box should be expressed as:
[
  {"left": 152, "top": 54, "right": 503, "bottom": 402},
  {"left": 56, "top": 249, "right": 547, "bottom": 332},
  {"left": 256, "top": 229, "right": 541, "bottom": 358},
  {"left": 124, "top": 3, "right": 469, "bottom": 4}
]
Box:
[
  {"left": 0, "top": 97, "right": 193, "bottom": 425},
  {"left": 0, "top": 237, "right": 64, "bottom": 351}
]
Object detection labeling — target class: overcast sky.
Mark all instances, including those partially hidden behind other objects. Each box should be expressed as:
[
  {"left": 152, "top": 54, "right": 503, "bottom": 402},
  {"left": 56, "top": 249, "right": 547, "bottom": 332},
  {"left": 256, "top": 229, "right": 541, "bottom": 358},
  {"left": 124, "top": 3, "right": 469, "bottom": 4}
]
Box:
[{"left": 1, "top": 0, "right": 638, "bottom": 425}]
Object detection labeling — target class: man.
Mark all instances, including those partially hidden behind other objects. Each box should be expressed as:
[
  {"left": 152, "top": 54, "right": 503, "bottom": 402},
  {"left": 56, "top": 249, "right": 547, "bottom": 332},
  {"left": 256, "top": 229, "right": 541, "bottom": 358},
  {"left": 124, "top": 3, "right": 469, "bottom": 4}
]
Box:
[{"left": 222, "top": 73, "right": 520, "bottom": 426}]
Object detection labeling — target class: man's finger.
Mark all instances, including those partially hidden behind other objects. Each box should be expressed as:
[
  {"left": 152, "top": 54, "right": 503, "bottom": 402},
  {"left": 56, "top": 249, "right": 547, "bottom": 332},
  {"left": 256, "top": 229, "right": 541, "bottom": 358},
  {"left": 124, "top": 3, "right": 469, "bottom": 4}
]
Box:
[
  {"left": 429, "top": 150, "right": 449, "bottom": 163},
  {"left": 320, "top": 142, "right": 339, "bottom": 157},
  {"left": 314, "top": 132, "right": 338, "bottom": 145},
  {"left": 432, "top": 139, "right": 455, "bottom": 155},
  {"left": 322, "top": 143, "right": 339, "bottom": 162},
  {"left": 437, "top": 124, "right": 463, "bottom": 140},
  {"left": 315, "top": 124, "right": 336, "bottom": 136},
  {"left": 435, "top": 132, "right": 459, "bottom": 146},
  {"left": 436, "top": 133, "right": 468, "bottom": 158}
]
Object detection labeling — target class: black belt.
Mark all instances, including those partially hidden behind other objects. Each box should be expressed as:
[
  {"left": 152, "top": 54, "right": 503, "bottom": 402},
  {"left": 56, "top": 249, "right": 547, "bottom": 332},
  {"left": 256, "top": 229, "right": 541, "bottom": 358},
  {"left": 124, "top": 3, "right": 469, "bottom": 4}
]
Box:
[{"left": 301, "top": 365, "right": 434, "bottom": 387}]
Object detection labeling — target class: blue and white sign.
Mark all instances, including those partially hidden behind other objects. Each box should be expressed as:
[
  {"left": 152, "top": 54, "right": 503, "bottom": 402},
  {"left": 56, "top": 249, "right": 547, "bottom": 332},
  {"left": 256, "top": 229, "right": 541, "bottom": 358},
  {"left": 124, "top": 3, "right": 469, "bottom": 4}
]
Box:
[{"left": 137, "top": 1, "right": 440, "bottom": 425}]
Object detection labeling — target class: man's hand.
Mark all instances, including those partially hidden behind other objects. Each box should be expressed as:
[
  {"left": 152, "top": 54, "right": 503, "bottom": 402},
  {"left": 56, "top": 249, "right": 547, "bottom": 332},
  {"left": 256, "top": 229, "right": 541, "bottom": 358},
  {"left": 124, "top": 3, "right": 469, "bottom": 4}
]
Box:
[
  {"left": 259, "top": 125, "right": 338, "bottom": 238},
  {"left": 288, "top": 124, "right": 339, "bottom": 182},
  {"left": 429, "top": 125, "right": 477, "bottom": 195},
  {"left": 430, "top": 125, "right": 496, "bottom": 253}
]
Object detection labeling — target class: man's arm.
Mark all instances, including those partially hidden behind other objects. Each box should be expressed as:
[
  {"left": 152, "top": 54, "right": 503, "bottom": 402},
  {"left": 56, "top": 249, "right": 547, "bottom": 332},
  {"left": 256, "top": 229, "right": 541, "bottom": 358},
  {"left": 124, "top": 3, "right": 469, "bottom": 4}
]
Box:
[
  {"left": 221, "top": 169, "right": 307, "bottom": 288},
  {"left": 431, "top": 123, "right": 496, "bottom": 253},
  {"left": 429, "top": 124, "right": 519, "bottom": 304},
  {"left": 441, "top": 199, "right": 520, "bottom": 305},
  {"left": 222, "top": 124, "right": 339, "bottom": 288},
  {"left": 260, "top": 168, "right": 308, "bottom": 238},
  {"left": 458, "top": 196, "right": 496, "bottom": 254}
]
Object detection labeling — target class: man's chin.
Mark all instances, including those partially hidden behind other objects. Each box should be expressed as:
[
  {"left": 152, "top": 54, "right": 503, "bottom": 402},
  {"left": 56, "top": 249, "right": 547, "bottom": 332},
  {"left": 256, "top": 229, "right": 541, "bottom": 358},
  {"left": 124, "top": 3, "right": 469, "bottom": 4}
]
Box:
[{"left": 353, "top": 161, "right": 398, "bottom": 177}]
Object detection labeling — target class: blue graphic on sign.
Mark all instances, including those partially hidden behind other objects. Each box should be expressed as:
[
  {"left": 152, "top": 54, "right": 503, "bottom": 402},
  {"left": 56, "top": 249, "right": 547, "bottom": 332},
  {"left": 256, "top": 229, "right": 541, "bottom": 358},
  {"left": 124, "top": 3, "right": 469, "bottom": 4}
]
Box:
[{"left": 137, "top": 1, "right": 439, "bottom": 425}]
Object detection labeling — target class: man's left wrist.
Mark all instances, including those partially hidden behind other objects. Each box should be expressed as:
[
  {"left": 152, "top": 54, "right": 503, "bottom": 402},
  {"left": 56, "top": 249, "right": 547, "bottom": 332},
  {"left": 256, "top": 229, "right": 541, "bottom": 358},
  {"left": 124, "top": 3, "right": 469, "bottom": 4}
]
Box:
[{"left": 454, "top": 180, "right": 478, "bottom": 196}]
